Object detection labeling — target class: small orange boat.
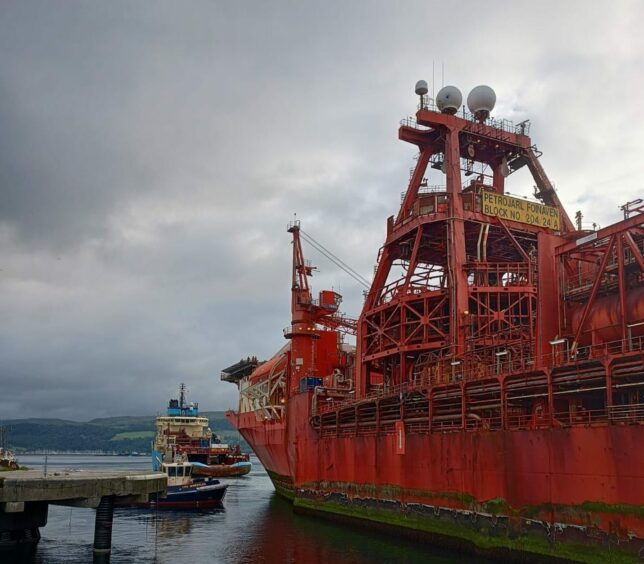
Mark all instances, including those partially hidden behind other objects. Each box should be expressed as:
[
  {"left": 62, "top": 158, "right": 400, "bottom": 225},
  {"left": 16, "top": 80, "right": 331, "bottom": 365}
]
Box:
[{"left": 190, "top": 458, "right": 252, "bottom": 478}]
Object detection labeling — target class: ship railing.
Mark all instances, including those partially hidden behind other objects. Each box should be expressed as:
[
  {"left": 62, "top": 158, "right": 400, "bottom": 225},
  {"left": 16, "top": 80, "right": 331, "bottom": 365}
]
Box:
[
  {"left": 283, "top": 324, "right": 319, "bottom": 337},
  {"left": 400, "top": 185, "right": 445, "bottom": 203},
  {"left": 419, "top": 184, "right": 446, "bottom": 194},
  {"left": 313, "top": 335, "right": 644, "bottom": 416},
  {"left": 566, "top": 335, "right": 644, "bottom": 360},
  {"left": 176, "top": 446, "right": 211, "bottom": 455},
  {"left": 416, "top": 98, "right": 438, "bottom": 112},
  {"left": 395, "top": 192, "right": 450, "bottom": 227},
  {"left": 404, "top": 421, "right": 430, "bottom": 434},
  {"left": 549, "top": 405, "right": 644, "bottom": 427},
  {"left": 295, "top": 294, "right": 318, "bottom": 307},
  {"left": 376, "top": 264, "right": 534, "bottom": 308},
  {"left": 500, "top": 334, "right": 631, "bottom": 378},
  {"left": 465, "top": 263, "right": 533, "bottom": 288},
  {"left": 564, "top": 276, "right": 642, "bottom": 302},
  {"left": 466, "top": 336, "right": 644, "bottom": 381},
  {"left": 317, "top": 404, "right": 644, "bottom": 431},
  {"left": 374, "top": 278, "right": 446, "bottom": 307},
  {"left": 399, "top": 116, "right": 429, "bottom": 131},
  {"left": 410, "top": 100, "right": 531, "bottom": 137},
  {"left": 446, "top": 404, "right": 640, "bottom": 430},
  {"left": 551, "top": 408, "right": 610, "bottom": 427},
  {"left": 315, "top": 379, "right": 427, "bottom": 415},
  {"left": 608, "top": 403, "right": 644, "bottom": 423},
  {"left": 375, "top": 278, "right": 406, "bottom": 305}
]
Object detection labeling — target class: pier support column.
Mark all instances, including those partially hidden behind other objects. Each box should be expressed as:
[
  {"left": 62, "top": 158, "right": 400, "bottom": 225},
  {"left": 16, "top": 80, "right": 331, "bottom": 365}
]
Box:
[
  {"left": 0, "top": 501, "right": 47, "bottom": 549},
  {"left": 93, "top": 495, "right": 115, "bottom": 558}
]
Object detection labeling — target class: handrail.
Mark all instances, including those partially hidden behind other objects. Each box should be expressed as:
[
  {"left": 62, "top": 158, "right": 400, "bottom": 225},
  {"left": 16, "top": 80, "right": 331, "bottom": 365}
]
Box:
[
  {"left": 314, "top": 335, "right": 644, "bottom": 416},
  {"left": 403, "top": 102, "right": 531, "bottom": 137}
]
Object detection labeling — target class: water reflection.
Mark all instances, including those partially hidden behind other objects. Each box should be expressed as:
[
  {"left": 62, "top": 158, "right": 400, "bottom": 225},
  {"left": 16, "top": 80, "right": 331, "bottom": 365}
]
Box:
[
  {"left": 224, "top": 494, "right": 474, "bottom": 564},
  {"left": 10, "top": 455, "right": 479, "bottom": 564},
  {"left": 114, "top": 508, "right": 225, "bottom": 542}
]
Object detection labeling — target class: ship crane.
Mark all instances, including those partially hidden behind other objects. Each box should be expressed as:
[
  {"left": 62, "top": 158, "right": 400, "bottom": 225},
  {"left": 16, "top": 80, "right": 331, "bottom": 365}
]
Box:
[
  {"left": 285, "top": 220, "right": 357, "bottom": 392},
  {"left": 286, "top": 220, "right": 358, "bottom": 336},
  {"left": 287, "top": 225, "right": 365, "bottom": 337}
]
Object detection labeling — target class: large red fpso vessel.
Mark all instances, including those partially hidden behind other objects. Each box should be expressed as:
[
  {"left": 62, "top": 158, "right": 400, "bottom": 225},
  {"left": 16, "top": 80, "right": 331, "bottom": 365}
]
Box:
[{"left": 223, "top": 83, "right": 644, "bottom": 562}]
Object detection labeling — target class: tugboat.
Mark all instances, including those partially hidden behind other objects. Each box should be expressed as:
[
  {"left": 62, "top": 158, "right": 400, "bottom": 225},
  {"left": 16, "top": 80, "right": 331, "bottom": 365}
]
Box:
[
  {"left": 149, "top": 460, "right": 227, "bottom": 509},
  {"left": 152, "top": 385, "right": 251, "bottom": 477},
  {"left": 121, "top": 458, "right": 228, "bottom": 510}
]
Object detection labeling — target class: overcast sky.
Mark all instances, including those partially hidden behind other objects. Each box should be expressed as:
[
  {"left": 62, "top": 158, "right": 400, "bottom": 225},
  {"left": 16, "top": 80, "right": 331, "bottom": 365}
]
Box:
[{"left": 1, "top": 1, "right": 642, "bottom": 421}]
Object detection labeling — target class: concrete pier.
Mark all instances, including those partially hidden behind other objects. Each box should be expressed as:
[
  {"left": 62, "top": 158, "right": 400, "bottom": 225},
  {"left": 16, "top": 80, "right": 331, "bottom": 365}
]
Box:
[{"left": 0, "top": 469, "right": 166, "bottom": 556}]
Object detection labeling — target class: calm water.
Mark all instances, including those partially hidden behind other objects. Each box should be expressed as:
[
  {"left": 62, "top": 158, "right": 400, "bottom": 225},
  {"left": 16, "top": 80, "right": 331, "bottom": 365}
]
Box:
[{"left": 7, "top": 454, "right": 482, "bottom": 564}]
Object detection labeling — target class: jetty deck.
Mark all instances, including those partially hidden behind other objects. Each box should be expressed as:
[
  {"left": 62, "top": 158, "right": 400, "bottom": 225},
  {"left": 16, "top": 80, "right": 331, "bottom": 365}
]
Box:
[{"left": 0, "top": 468, "right": 166, "bottom": 556}]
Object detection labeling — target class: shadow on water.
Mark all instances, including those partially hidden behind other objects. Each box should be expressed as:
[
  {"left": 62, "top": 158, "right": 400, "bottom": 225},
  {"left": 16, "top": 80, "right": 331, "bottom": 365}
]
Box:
[
  {"left": 219, "top": 493, "right": 483, "bottom": 564},
  {"left": 113, "top": 505, "right": 226, "bottom": 541},
  {"left": 4, "top": 495, "right": 481, "bottom": 564}
]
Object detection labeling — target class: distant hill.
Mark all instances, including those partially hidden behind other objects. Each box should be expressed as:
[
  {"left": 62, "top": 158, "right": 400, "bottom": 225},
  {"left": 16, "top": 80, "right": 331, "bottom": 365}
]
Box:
[{"left": 3, "top": 411, "right": 248, "bottom": 454}]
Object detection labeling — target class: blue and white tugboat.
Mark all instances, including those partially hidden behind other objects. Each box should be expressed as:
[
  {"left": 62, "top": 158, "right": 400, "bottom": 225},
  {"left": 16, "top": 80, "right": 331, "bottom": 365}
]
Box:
[{"left": 126, "top": 459, "right": 228, "bottom": 510}]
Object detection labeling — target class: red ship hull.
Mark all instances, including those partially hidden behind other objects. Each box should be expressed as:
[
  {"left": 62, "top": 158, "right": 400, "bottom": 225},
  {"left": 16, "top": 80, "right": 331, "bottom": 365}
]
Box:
[{"left": 229, "top": 394, "right": 644, "bottom": 561}]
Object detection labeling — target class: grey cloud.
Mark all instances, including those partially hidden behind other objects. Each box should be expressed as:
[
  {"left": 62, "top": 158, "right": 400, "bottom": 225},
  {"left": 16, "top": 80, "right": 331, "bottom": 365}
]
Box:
[{"left": 0, "top": 0, "right": 642, "bottom": 420}]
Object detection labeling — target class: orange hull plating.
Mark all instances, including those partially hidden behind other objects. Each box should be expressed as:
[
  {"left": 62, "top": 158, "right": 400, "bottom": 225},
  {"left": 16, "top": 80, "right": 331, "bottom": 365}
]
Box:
[
  {"left": 229, "top": 395, "right": 644, "bottom": 560},
  {"left": 233, "top": 398, "right": 644, "bottom": 513}
]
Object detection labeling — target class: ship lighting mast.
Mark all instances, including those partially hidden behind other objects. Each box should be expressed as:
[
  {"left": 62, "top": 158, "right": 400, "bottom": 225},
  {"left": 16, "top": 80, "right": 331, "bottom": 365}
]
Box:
[{"left": 358, "top": 81, "right": 572, "bottom": 396}]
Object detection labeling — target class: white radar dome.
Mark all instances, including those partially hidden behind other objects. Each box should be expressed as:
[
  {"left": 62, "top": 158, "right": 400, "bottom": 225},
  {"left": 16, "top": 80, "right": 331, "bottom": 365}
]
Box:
[
  {"left": 436, "top": 86, "right": 462, "bottom": 115},
  {"left": 415, "top": 80, "right": 429, "bottom": 96},
  {"left": 467, "top": 85, "right": 496, "bottom": 121}
]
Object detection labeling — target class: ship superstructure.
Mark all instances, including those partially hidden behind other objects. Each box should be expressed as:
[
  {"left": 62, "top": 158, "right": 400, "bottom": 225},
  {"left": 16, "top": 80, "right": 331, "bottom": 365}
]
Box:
[
  {"left": 224, "top": 82, "right": 644, "bottom": 562},
  {"left": 153, "top": 384, "right": 251, "bottom": 476}
]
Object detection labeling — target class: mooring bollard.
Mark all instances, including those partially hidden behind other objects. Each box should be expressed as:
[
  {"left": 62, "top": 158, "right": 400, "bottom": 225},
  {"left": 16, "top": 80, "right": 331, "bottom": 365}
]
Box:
[{"left": 93, "top": 495, "right": 115, "bottom": 558}]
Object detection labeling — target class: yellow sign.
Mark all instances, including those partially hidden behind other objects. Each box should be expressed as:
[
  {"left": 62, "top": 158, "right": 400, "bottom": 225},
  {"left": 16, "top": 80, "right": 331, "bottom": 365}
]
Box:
[{"left": 481, "top": 192, "right": 560, "bottom": 230}]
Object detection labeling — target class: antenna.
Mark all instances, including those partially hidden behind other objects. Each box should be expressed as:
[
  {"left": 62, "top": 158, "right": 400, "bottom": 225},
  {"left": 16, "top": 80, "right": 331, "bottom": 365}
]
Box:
[
  {"left": 441, "top": 62, "right": 444, "bottom": 88},
  {"left": 436, "top": 86, "right": 462, "bottom": 115},
  {"left": 467, "top": 85, "right": 496, "bottom": 122},
  {"left": 432, "top": 61, "right": 435, "bottom": 101},
  {"left": 415, "top": 80, "right": 428, "bottom": 108}
]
